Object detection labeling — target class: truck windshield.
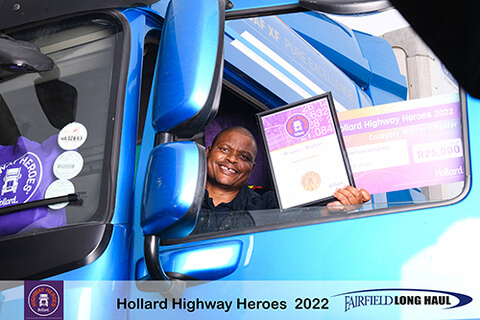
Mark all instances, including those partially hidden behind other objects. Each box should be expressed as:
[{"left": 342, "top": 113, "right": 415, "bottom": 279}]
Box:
[{"left": 0, "top": 13, "right": 124, "bottom": 237}]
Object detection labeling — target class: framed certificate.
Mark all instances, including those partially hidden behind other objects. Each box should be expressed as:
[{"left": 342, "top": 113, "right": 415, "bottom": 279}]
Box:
[{"left": 256, "top": 92, "right": 355, "bottom": 209}]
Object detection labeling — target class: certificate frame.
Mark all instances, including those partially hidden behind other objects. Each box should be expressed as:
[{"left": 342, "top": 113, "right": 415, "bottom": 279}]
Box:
[{"left": 256, "top": 92, "right": 355, "bottom": 209}]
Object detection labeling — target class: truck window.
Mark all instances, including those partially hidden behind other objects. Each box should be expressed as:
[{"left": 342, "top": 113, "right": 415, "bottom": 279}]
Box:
[
  {"left": 180, "top": 9, "right": 466, "bottom": 239},
  {"left": 0, "top": 12, "right": 126, "bottom": 237}
]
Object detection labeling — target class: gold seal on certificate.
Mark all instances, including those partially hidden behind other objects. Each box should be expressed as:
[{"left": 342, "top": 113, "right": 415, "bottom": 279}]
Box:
[
  {"left": 257, "top": 92, "right": 355, "bottom": 209},
  {"left": 301, "top": 171, "right": 321, "bottom": 191}
]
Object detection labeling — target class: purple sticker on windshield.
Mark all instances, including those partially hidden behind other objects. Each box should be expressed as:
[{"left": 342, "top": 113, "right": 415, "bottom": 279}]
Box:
[
  {"left": 0, "top": 152, "right": 43, "bottom": 206},
  {"left": 0, "top": 135, "right": 66, "bottom": 236}
]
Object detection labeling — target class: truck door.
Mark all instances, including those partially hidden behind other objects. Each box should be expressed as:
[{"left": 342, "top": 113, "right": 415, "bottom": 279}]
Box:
[
  {"left": 133, "top": 0, "right": 474, "bottom": 311},
  {"left": 135, "top": 2, "right": 474, "bottom": 320}
]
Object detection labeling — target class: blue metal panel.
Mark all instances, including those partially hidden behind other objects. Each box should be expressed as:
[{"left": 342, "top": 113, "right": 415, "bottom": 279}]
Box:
[
  {"left": 224, "top": 16, "right": 369, "bottom": 110},
  {"left": 38, "top": 225, "right": 131, "bottom": 319},
  {"left": 148, "top": 0, "right": 170, "bottom": 18},
  {"left": 132, "top": 85, "right": 156, "bottom": 280},
  {"left": 110, "top": 10, "right": 149, "bottom": 225},
  {"left": 131, "top": 24, "right": 159, "bottom": 281},
  {"left": 186, "top": 194, "right": 472, "bottom": 282},
  {"left": 279, "top": 11, "right": 372, "bottom": 88},
  {"left": 354, "top": 30, "right": 408, "bottom": 104},
  {"left": 355, "top": 84, "right": 374, "bottom": 107},
  {"left": 49, "top": 225, "right": 131, "bottom": 281},
  {"left": 280, "top": 12, "right": 408, "bottom": 106}
]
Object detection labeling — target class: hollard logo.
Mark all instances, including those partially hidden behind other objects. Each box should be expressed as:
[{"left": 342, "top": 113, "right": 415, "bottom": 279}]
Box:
[{"left": 0, "top": 152, "right": 42, "bottom": 208}]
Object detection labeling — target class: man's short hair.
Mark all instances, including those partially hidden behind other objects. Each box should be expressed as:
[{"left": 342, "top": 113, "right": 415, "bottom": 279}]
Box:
[{"left": 210, "top": 126, "right": 258, "bottom": 160}]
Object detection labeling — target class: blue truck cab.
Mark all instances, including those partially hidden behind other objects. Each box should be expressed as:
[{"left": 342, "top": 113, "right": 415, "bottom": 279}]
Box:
[{"left": 0, "top": 0, "right": 476, "bottom": 319}]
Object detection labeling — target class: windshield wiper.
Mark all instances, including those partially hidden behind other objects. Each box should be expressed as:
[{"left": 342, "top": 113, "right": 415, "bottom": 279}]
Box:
[{"left": 0, "top": 193, "right": 82, "bottom": 216}]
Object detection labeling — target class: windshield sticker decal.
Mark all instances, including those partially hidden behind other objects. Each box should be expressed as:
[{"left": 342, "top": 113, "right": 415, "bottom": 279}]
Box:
[
  {"left": 45, "top": 180, "right": 75, "bottom": 210},
  {"left": 53, "top": 151, "right": 84, "bottom": 180},
  {"left": 0, "top": 152, "right": 43, "bottom": 207},
  {"left": 58, "top": 122, "right": 87, "bottom": 150},
  {"left": 0, "top": 135, "right": 67, "bottom": 236}
]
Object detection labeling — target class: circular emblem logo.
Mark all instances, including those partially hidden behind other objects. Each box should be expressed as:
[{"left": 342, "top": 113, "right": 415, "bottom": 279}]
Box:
[
  {"left": 45, "top": 179, "right": 75, "bottom": 210},
  {"left": 28, "top": 284, "right": 60, "bottom": 317},
  {"left": 58, "top": 122, "right": 88, "bottom": 150},
  {"left": 0, "top": 152, "right": 43, "bottom": 208},
  {"left": 285, "top": 114, "right": 310, "bottom": 138},
  {"left": 53, "top": 151, "right": 84, "bottom": 180},
  {"left": 301, "top": 171, "right": 321, "bottom": 191}
]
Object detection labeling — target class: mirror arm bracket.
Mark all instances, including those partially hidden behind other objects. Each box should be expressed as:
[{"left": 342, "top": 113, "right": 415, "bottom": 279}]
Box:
[
  {"left": 155, "top": 132, "right": 174, "bottom": 146},
  {"left": 144, "top": 234, "right": 186, "bottom": 298}
]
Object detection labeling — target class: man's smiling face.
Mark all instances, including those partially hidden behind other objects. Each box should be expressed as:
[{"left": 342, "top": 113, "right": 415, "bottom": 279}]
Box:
[{"left": 206, "top": 130, "right": 256, "bottom": 192}]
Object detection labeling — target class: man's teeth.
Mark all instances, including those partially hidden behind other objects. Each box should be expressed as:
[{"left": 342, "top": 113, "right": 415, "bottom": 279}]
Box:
[{"left": 221, "top": 165, "right": 236, "bottom": 173}]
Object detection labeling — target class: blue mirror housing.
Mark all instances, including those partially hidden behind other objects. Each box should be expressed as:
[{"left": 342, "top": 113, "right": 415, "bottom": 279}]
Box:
[
  {"left": 152, "top": 0, "right": 225, "bottom": 138},
  {"left": 141, "top": 141, "right": 206, "bottom": 238}
]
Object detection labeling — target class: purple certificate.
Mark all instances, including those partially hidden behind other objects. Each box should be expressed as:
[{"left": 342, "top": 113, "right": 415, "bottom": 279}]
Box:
[{"left": 257, "top": 93, "right": 354, "bottom": 209}]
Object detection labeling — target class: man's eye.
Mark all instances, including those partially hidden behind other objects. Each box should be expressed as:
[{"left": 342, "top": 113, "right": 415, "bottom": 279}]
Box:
[
  {"left": 220, "top": 147, "right": 229, "bottom": 153},
  {"left": 240, "top": 154, "right": 250, "bottom": 161}
]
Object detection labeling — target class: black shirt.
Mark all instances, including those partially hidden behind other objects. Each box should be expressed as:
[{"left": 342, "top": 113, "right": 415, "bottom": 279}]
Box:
[{"left": 191, "top": 185, "right": 278, "bottom": 234}]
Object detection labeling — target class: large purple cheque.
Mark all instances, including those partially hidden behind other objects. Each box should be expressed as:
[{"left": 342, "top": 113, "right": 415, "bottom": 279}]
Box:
[{"left": 338, "top": 93, "right": 464, "bottom": 195}]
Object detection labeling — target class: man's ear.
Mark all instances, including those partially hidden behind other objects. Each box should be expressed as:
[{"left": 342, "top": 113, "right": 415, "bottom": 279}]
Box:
[{"left": 206, "top": 146, "right": 211, "bottom": 157}]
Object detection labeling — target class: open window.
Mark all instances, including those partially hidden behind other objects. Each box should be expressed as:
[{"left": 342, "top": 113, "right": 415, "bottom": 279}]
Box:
[{"left": 168, "top": 7, "right": 466, "bottom": 241}]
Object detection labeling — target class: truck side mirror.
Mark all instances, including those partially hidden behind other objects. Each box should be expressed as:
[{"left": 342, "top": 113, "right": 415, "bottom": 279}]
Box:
[
  {"left": 140, "top": 0, "right": 225, "bottom": 295},
  {"left": 151, "top": 0, "right": 225, "bottom": 139},
  {"left": 141, "top": 142, "right": 205, "bottom": 239},
  {"left": 141, "top": 141, "right": 206, "bottom": 296}
]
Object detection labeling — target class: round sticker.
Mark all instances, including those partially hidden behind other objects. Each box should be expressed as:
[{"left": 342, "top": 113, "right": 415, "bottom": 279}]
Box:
[
  {"left": 58, "top": 122, "right": 87, "bottom": 150},
  {"left": 301, "top": 171, "right": 321, "bottom": 191},
  {"left": 45, "top": 180, "right": 75, "bottom": 210},
  {"left": 53, "top": 151, "right": 84, "bottom": 180}
]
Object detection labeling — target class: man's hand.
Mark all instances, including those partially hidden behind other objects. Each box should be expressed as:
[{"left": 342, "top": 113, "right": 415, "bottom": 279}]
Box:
[{"left": 326, "top": 186, "right": 371, "bottom": 212}]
